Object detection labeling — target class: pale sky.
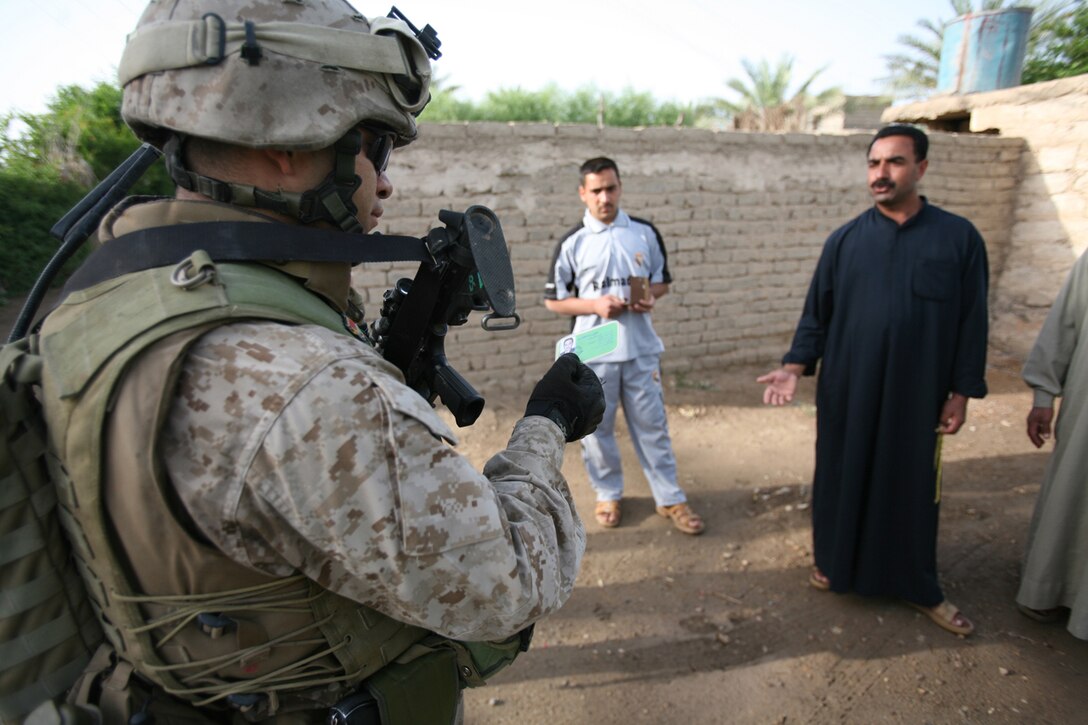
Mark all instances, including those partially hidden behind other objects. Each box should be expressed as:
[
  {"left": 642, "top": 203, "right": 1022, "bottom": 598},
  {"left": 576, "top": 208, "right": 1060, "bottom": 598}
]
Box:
[{"left": 1, "top": 0, "right": 964, "bottom": 117}]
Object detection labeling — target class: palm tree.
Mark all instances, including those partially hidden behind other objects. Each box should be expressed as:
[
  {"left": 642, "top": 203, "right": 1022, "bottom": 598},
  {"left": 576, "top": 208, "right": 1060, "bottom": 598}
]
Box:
[
  {"left": 709, "top": 56, "right": 843, "bottom": 132},
  {"left": 881, "top": 0, "right": 1078, "bottom": 98}
]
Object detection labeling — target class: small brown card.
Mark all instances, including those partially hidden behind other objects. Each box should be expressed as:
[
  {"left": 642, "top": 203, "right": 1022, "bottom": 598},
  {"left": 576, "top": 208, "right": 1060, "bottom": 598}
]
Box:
[{"left": 628, "top": 275, "right": 650, "bottom": 305}]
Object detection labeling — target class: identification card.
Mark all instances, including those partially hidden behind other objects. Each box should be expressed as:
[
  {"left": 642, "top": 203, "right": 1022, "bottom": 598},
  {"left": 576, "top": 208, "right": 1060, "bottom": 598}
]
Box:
[{"left": 555, "top": 321, "right": 619, "bottom": 362}]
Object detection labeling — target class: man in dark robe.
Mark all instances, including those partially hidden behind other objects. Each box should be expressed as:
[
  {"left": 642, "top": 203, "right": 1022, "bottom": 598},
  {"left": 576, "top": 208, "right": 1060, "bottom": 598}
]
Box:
[{"left": 759, "top": 125, "right": 989, "bottom": 636}]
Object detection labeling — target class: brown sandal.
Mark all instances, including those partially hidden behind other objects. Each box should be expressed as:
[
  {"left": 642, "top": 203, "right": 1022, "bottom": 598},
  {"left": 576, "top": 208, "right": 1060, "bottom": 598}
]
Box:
[
  {"left": 909, "top": 600, "right": 975, "bottom": 636},
  {"left": 595, "top": 500, "right": 621, "bottom": 528},
  {"left": 1017, "top": 603, "right": 1064, "bottom": 623},
  {"left": 655, "top": 502, "right": 705, "bottom": 535},
  {"left": 809, "top": 568, "right": 830, "bottom": 591}
]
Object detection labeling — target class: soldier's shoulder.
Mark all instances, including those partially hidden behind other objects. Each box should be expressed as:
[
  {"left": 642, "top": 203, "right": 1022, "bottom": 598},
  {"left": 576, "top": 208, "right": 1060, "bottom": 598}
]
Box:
[
  {"left": 191, "top": 320, "right": 384, "bottom": 379},
  {"left": 192, "top": 321, "right": 455, "bottom": 439}
]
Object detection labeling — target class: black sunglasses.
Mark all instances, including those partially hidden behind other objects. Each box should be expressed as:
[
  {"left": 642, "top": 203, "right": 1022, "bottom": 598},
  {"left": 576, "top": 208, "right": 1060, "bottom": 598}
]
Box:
[{"left": 360, "top": 127, "right": 396, "bottom": 174}]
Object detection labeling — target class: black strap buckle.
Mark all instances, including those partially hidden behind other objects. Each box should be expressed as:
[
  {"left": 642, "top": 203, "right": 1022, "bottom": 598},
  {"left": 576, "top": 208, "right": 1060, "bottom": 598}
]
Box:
[
  {"left": 387, "top": 6, "right": 441, "bottom": 60},
  {"left": 241, "top": 20, "right": 262, "bottom": 65},
  {"left": 518, "top": 623, "right": 535, "bottom": 652},
  {"left": 328, "top": 691, "right": 380, "bottom": 725}
]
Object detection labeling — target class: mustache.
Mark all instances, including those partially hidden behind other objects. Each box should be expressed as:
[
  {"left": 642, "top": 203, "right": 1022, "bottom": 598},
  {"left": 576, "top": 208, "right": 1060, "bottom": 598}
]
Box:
[{"left": 871, "top": 179, "right": 895, "bottom": 190}]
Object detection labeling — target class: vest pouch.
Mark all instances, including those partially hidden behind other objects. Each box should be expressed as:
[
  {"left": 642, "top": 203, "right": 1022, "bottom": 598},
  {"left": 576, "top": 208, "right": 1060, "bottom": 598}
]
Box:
[
  {"left": 454, "top": 628, "right": 531, "bottom": 688},
  {"left": 365, "top": 647, "right": 459, "bottom": 725},
  {"left": 21, "top": 700, "right": 100, "bottom": 725},
  {"left": 0, "top": 336, "right": 103, "bottom": 724},
  {"left": 62, "top": 645, "right": 219, "bottom": 725}
]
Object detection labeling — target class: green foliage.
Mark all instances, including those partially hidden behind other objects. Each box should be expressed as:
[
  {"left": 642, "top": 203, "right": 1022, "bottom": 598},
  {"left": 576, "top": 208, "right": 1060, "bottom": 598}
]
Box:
[
  {"left": 419, "top": 82, "right": 699, "bottom": 127},
  {"left": 881, "top": 16, "right": 946, "bottom": 96},
  {"left": 0, "top": 165, "right": 87, "bottom": 296},
  {"left": 478, "top": 85, "right": 567, "bottom": 123},
  {"left": 882, "top": 1, "right": 1080, "bottom": 97},
  {"left": 2, "top": 82, "right": 171, "bottom": 195},
  {"left": 602, "top": 90, "right": 692, "bottom": 128},
  {"left": 1021, "top": 2, "right": 1088, "bottom": 83},
  {"left": 421, "top": 82, "right": 482, "bottom": 122},
  {"left": 0, "top": 82, "right": 172, "bottom": 296},
  {"left": 559, "top": 87, "right": 603, "bottom": 125},
  {"left": 707, "top": 56, "right": 843, "bottom": 132}
]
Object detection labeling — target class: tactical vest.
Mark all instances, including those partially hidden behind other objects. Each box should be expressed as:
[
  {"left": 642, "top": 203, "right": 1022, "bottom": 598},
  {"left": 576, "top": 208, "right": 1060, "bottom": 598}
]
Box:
[{"left": 36, "top": 255, "right": 519, "bottom": 723}]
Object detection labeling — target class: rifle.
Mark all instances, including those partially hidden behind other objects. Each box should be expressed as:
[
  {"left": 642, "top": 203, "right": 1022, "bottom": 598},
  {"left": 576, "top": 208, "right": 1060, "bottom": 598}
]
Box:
[
  {"left": 13, "top": 144, "right": 520, "bottom": 427},
  {"left": 371, "top": 206, "right": 520, "bottom": 427}
]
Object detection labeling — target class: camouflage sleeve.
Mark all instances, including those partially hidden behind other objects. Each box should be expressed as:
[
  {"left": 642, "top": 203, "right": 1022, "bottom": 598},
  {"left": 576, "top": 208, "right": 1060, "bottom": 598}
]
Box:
[{"left": 162, "top": 321, "right": 585, "bottom": 641}]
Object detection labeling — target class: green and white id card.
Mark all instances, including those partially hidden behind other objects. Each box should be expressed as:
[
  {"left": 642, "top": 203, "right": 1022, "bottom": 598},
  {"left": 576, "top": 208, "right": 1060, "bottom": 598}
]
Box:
[{"left": 555, "top": 321, "right": 619, "bottom": 362}]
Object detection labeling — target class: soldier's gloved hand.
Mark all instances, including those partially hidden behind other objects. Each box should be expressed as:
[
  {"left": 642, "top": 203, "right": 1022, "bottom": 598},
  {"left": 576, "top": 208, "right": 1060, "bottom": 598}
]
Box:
[{"left": 524, "top": 353, "right": 605, "bottom": 442}]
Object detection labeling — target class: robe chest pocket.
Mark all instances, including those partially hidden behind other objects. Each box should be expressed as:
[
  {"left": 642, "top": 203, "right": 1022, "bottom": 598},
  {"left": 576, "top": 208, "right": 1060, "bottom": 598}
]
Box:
[{"left": 912, "top": 259, "right": 957, "bottom": 301}]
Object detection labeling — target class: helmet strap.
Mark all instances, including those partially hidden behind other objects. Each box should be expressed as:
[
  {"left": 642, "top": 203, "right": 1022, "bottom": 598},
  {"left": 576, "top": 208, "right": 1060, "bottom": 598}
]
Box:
[{"left": 163, "top": 131, "right": 365, "bottom": 233}]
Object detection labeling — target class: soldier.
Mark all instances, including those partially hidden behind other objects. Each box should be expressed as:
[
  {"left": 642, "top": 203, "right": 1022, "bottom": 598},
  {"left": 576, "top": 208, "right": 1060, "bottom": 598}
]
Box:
[{"left": 33, "top": 1, "right": 603, "bottom": 722}]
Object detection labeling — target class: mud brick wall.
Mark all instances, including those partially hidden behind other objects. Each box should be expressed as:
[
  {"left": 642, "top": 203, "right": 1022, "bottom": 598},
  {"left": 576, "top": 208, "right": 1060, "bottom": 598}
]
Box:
[{"left": 351, "top": 123, "right": 1022, "bottom": 398}]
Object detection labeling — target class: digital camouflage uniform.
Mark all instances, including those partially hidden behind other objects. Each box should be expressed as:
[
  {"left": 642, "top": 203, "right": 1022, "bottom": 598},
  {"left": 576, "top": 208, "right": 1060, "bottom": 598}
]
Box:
[
  {"left": 34, "top": 197, "right": 586, "bottom": 722},
  {"left": 116, "top": 200, "right": 587, "bottom": 642},
  {"left": 21, "top": 3, "right": 596, "bottom": 721}
]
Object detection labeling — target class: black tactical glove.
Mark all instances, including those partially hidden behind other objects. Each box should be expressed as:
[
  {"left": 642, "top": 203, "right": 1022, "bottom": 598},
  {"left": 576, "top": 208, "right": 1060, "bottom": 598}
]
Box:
[{"left": 524, "top": 353, "right": 605, "bottom": 442}]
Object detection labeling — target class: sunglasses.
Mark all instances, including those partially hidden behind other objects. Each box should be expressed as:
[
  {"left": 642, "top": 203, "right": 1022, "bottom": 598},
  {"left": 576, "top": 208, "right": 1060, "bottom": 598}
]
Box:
[{"left": 360, "top": 127, "right": 396, "bottom": 174}]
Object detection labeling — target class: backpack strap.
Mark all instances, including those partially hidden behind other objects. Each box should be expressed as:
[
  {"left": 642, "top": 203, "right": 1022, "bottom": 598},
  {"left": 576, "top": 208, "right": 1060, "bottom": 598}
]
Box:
[{"left": 61, "top": 222, "right": 431, "bottom": 296}]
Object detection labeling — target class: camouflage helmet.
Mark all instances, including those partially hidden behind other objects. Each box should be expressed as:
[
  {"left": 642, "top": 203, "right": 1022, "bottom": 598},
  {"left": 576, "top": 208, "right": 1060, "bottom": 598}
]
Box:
[{"left": 118, "top": 0, "right": 434, "bottom": 150}]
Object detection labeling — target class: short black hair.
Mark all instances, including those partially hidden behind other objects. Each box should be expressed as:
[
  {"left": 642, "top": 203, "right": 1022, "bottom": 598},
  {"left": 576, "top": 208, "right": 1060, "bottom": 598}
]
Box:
[
  {"left": 868, "top": 124, "right": 928, "bottom": 161},
  {"left": 580, "top": 157, "right": 620, "bottom": 184}
]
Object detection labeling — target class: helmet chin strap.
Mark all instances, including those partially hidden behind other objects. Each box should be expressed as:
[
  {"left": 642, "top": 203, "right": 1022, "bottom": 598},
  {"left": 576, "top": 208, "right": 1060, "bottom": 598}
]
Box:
[{"left": 163, "top": 130, "right": 365, "bottom": 232}]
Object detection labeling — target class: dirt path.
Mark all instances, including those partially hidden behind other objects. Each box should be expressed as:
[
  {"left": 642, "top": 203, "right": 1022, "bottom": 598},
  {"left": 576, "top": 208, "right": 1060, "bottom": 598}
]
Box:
[
  {"left": 452, "top": 357, "right": 1086, "bottom": 725},
  {"left": 4, "top": 297, "right": 1083, "bottom": 724}
]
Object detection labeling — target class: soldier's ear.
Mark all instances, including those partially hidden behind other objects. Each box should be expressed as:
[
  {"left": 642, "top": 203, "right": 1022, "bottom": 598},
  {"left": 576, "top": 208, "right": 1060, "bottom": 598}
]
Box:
[
  {"left": 263, "top": 149, "right": 297, "bottom": 176},
  {"left": 261, "top": 148, "right": 332, "bottom": 187},
  {"left": 917, "top": 158, "right": 929, "bottom": 179}
]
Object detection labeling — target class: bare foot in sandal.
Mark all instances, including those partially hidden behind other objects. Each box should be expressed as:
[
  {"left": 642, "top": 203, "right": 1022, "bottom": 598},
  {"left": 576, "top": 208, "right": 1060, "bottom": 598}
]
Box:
[
  {"left": 655, "top": 502, "right": 705, "bottom": 535},
  {"left": 909, "top": 600, "right": 974, "bottom": 636},
  {"left": 809, "top": 567, "right": 830, "bottom": 591},
  {"left": 595, "top": 500, "right": 621, "bottom": 528}
]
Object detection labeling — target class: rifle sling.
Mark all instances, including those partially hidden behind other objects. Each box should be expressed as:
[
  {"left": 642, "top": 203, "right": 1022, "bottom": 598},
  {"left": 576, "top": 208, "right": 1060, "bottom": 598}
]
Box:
[{"left": 63, "top": 222, "right": 431, "bottom": 296}]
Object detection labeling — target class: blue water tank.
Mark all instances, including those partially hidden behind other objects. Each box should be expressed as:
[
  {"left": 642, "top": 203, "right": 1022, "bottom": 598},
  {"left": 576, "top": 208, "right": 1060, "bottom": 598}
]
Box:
[{"left": 937, "top": 7, "right": 1033, "bottom": 94}]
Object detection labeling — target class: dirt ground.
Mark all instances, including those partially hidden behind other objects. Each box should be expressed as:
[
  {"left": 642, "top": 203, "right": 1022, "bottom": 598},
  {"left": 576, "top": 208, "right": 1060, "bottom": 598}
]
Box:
[
  {"left": 449, "top": 354, "right": 1087, "bottom": 725},
  {"left": 4, "top": 298, "right": 1084, "bottom": 724}
]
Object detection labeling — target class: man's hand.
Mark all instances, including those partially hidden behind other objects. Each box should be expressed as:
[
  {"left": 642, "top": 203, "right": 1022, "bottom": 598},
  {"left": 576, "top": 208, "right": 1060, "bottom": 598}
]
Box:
[
  {"left": 1026, "top": 406, "right": 1054, "bottom": 448},
  {"left": 757, "top": 368, "right": 800, "bottom": 406},
  {"left": 629, "top": 294, "right": 655, "bottom": 314},
  {"left": 525, "top": 353, "right": 606, "bottom": 442},
  {"left": 592, "top": 295, "right": 626, "bottom": 319},
  {"left": 937, "top": 393, "right": 969, "bottom": 434}
]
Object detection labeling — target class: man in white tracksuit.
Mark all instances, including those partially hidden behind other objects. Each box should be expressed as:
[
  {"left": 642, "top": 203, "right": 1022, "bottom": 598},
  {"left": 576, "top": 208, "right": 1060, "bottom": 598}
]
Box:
[{"left": 544, "top": 157, "right": 704, "bottom": 535}]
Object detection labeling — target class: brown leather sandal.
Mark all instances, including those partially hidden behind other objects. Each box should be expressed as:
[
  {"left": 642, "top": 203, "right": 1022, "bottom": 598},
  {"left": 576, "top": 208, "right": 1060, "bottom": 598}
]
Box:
[
  {"left": 1017, "top": 603, "right": 1064, "bottom": 623},
  {"left": 909, "top": 600, "right": 975, "bottom": 636},
  {"left": 655, "top": 502, "right": 705, "bottom": 535},
  {"left": 809, "top": 568, "right": 831, "bottom": 591},
  {"left": 595, "top": 500, "right": 621, "bottom": 528}
]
